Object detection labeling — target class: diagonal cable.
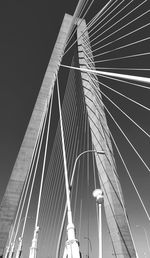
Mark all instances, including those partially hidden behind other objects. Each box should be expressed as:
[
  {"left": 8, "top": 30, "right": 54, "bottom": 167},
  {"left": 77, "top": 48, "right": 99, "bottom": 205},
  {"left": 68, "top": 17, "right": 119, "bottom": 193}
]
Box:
[
  {"left": 109, "top": 129, "right": 150, "bottom": 221},
  {"left": 91, "top": 0, "right": 148, "bottom": 48},
  {"left": 102, "top": 101, "right": 150, "bottom": 173}
]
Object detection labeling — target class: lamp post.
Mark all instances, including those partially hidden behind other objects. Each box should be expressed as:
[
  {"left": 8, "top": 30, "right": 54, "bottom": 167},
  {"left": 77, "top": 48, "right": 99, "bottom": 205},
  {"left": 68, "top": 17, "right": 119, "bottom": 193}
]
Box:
[
  {"left": 93, "top": 189, "right": 104, "bottom": 258},
  {"left": 57, "top": 77, "right": 80, "bottom": 258},
  {"left": 56, "top": 149, "right": 105, "bottom": 258},
  {"left": 71, "top": 150, "right": 105, "bottom": 179}
]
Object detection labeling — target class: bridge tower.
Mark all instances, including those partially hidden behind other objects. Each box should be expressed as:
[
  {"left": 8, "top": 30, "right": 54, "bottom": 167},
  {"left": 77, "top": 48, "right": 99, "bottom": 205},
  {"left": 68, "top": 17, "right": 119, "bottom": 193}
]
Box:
[{"left": 0, "top": 13, "right": 137, "bottom": 257}]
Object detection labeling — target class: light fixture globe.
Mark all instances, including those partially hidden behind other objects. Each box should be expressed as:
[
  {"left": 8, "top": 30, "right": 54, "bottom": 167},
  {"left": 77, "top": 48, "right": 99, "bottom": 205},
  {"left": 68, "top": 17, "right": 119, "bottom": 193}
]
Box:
[{"left": 93, "top": 189, "right": 104, "bottom": 204}]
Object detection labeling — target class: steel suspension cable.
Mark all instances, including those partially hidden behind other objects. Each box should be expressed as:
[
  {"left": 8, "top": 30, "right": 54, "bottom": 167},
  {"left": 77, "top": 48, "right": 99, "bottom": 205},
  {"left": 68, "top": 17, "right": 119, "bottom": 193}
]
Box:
[
  {"left": 97, "top": 83, "right": 150, "bottom": 138},
  {"left": 86, "top": 0, "right": 115, "bottom": 33},
  {"left": 37, "top": 76, "right": 74, "bottom": 254},
  {"left": 92, "top": 36, "right": 150, "bottom": 59},
  {"left": 78, "top": 44, "right": 123, "bottom": 252},
  {"left": 13, "top": 125, "right": 46, "bottom": 241},
  {"left": 85, "top": 69, "right": 150, "bottom": 90},
  {"left": 91, "top": 1, "right": 149, "bottom": 48},
  {"left": 63, "top": 0, "right": 114, "bottom": 56},
  {"left": 39, "top": 125, "right": 62, "bottom": 232},
  {"left": 82, "top": 52, "right": 128, "bottom": 184},
  {"left": 49, "top": 72, "right": 77, "bottom": 254},
  {"left": 78, "top": 199, "right": 83, "bottom": 242},
  {"left": 5, "top": 100, "right": 50, "bottom": 258},
  {"left": 80, "top": 61, "right": 128, "bottom": 217},
  {"left": 109, "top": 130, "right": 150, "bottom": 221},
  {"left": 91, "top": 21, "right": 150, "bottom": 55},
  {"left": 21, "top": 95, "right": 53, "bottom": 241},
  {"left": 79, "top": 41, "right": 148, "bottom": 189},
  {"left": 47, "top": 67, "right": 78, "bottom": 247},
  {"left": 93, "top": 52, "right": 150, "bottom": 64},
  {"left": 41, "top": 66, "right": 77, "bottom": 256},
  {"left": 96, "top": 77, "right": 150, "bottom": 111},
  {"left": 89, "top": 0, "right": 129, "bottom": 39},
  {"left": 65, "top": 0, "right": 89, "bottom": 48},
  {"left": 97, "top": 116, "right": 139, "bottom": 254},
  {"left": 5, "top": 166, "right": 30, "bottom": 257},
  {"left": 39, "top": 111, "right": 64, "bottom": 251},
  {"left": 60, "top": 64, "right": 150, "bottom": 84},
  {"left": 34, "top": 89, "right": 54, "bottom": 230},
  {"left": 89, "top": 67, "right": 150, "bottom": 72},
  {"left": 77, "top": 47, "right": 150, "bottom": 90},
  {"left": 35, "top": 97, "right": 61, "bottom": 234},
  {"left": 52, "top": 73, "right": 78, "bottom": 251},
  {"left": 65, "top": 0, "right": 94, "bottom": 51},
  {"left": 57, "top": 75, "right": 72, "bottom": 218},
  {"left": 42, "top": 131, "right": 64, "bottom": 252},
  {"left": 103, "top": 103, "right": 150, "bottom": 173},
  {"left": 14, "top": 102, "right": 49, "bottom": 243},
  {"left": 56, "top": 71, "right": 88, "bottom": 257}
]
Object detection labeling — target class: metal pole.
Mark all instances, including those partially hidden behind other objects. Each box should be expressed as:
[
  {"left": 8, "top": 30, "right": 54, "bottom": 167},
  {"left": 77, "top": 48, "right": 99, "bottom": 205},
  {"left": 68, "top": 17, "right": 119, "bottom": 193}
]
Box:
[
  {"left": 99, "top": 203, "right": 102, "bottom": 258},
  {"left": 93, "top": 189, "right": 104, "bottom": 258},
  {"left": 57, "top": 150, "right": 104, "bottom": 258},
  {"left": 57, "top": 78, "right": 80, "bottom": 258},
  {"left": 29, "top": 226, "right": 39, "bottom": 258}
]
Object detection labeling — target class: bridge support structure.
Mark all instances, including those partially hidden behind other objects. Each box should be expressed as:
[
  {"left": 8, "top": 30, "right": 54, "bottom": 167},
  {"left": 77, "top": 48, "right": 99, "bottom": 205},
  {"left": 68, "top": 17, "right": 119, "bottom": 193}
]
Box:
[
  {"left": 0, "top": 12, "right": 137, "bottom": 258},
  {"left": 0, "top": 13, "right": 74, "bottom": 256},
  {"left": 77, "top": 19, "right": 137, "bottom": 257}
]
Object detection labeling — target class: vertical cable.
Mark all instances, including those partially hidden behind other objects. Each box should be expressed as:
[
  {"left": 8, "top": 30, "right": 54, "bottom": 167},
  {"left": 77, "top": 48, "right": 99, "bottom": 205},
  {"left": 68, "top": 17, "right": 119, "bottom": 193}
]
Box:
[
  {"left": 34, "top": 89, "right": 54, "bottom": 229},
  {"left": 56, "top": 76, "right": 72, "bottom": 223}
]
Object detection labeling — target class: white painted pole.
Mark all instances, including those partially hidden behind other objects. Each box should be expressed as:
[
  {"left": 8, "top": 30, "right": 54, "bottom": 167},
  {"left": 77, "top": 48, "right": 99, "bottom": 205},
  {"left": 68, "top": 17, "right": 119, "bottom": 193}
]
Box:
[
  {"left": 60, "top": 150, "right": 104, "bottom": 258},
  {"left": 93, "top": 189, "right": 104, "bottom": 258},
  {"left": 57, "top": 78, "right": 80, "bottom": 258},
  {"left": 29, "top": 226, "right": 39, "bottom": 258},
  {"left": 99, "top": 203, "right": 102, "bottom": 258}
]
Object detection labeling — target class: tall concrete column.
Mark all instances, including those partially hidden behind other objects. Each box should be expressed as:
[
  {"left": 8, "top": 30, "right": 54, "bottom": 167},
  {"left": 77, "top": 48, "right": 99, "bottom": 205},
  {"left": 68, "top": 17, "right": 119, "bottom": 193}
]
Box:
[{"left": 77, "top": 20, "right": 137, "bottom": 257}]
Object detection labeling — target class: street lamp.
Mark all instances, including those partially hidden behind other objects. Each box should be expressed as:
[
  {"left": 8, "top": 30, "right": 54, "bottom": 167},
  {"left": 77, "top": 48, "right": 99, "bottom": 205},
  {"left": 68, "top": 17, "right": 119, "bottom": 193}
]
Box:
[
  {"left": 56, "top": 149, "right": 105, "bottom": 258},
  {"left": 93, "top": 189, "right": 104, "bottom": 258}
]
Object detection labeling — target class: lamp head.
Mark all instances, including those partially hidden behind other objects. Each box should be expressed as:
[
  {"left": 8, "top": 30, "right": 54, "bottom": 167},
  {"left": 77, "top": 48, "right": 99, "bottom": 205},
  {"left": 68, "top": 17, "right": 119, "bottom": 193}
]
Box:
[{"left": 93, "top": 189, "right": 104, "bottom": 204}]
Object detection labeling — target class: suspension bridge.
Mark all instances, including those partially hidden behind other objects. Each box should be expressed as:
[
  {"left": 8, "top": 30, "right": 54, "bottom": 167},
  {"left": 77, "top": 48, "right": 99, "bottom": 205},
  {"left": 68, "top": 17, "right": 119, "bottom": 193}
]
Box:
[{"left": 0, "top": 0, "right": 150, "bottom": 257}]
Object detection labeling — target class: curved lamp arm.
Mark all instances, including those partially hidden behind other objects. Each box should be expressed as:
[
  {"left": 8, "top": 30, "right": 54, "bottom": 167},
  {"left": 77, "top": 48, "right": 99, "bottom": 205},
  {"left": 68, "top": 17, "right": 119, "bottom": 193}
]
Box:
[{"left": 56, "top": 150, "right": 105, "bottom": 258}]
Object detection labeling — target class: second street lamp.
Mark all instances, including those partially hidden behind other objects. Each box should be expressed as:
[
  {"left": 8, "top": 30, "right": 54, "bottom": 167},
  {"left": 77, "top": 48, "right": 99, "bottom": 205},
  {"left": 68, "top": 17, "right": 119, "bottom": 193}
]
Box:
[{"left": 56, "top": 149, "right": 105, "bottom": 258}]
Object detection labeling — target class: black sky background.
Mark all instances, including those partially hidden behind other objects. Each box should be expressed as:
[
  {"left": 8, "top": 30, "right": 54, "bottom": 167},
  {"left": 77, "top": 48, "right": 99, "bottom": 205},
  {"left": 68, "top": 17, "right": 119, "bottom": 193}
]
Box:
[{"left": 0, "top": 0, "right": 79, "bottom": 198}]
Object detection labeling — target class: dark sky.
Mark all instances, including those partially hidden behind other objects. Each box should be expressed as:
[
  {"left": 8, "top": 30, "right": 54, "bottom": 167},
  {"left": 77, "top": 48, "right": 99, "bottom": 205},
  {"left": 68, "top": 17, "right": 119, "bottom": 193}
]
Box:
[
  {"left": 0, "top": 1, "right": 150, "bottom": 257},
  {"left": 0, "top": 0, "right": 78, "bottom": 197}
]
